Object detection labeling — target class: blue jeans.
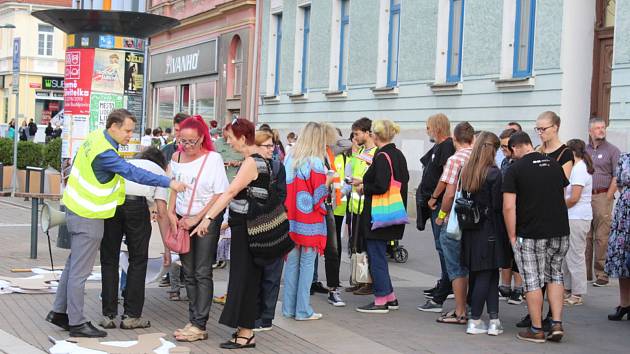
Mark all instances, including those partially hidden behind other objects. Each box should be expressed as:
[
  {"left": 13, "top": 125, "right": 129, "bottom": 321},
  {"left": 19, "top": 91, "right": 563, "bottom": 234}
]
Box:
[
  {"left": 439, "top": 223, "right": 468, "bottom": 280},
  {"left": 366, "top": 239, "right": 394, "bottom": 297},
  {"left": 430, "top": 206, "right": 449, "bottom": 285},
  {"left": 282, "top": 247, "right": 317, "bottom": 319}
]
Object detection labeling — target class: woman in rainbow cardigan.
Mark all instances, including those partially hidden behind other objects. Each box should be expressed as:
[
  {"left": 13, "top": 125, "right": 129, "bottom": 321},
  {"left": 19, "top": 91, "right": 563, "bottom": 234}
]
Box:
[{"left": 283, "top": 122, "right": 333, "bottom": 321}]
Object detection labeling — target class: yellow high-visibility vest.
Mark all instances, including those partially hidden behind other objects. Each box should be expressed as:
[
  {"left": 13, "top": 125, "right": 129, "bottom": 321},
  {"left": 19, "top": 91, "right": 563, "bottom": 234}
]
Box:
[{"left": 348, "top": 146, "right": 376, "bottom": 214}]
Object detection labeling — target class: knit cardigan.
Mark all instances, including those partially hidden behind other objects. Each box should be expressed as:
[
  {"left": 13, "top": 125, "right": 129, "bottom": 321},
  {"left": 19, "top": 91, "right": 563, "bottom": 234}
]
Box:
[{"left": 284, "top": 154, "right": 329, "bottom": 254}]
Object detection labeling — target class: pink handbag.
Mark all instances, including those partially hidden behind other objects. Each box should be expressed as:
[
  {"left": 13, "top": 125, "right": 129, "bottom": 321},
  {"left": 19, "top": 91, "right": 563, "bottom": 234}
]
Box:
[{"left": 165, "top": 153, "right": 209, "bottom": 254}]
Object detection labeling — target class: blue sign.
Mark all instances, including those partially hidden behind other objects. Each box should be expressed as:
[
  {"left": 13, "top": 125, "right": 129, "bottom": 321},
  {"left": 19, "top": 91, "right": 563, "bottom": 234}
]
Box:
[
  {"left": 12, "top": 38, "right": 20, "bottom": 93},
  {"left": 99, "top": 35, "right": 115, "bottom": 49}
]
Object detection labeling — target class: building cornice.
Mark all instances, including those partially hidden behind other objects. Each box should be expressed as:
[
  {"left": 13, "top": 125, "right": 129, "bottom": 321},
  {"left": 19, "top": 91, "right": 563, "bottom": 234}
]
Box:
[
  {"left": 149, "top": 18, "right": 254, "bottom": 52},
  {"left": 149, "top": 0, "right": 255, "bottom": 31}
]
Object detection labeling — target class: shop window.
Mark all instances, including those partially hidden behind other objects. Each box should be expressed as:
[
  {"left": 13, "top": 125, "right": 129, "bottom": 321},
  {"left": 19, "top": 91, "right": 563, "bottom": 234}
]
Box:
[
  {"left": 228, "top": 36, "right": 244, "bottom": 97},
  {"left": 194, "top": 82, "right": 215, "bottom": 121},
  {"left": 180, "top": 84, "right": 190, "bottom": 114},
  {"left": 156, "top": 86, "right": 175, "bottom": 130},
  {"left": 38, "top": 24, "right": 54, "bottom": 56}
]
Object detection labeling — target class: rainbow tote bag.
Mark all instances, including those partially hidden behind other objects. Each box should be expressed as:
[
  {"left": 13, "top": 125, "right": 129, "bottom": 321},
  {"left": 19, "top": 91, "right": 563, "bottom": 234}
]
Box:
[{"left": 371, "top": 152, "right": 409, "bottom": 230}]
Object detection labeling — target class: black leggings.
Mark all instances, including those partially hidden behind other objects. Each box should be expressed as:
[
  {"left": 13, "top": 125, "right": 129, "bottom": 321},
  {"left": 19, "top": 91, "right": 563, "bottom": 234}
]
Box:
[{"left": 469, "top": 269, "right": 500, "bottom": 320}]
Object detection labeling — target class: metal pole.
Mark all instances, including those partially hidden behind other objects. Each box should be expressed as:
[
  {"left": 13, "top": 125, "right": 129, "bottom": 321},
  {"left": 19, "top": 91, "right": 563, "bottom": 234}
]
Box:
[
  {"left": 10, "top": 92, "right": 19, "bottom": 197},
  {"left": 30, "top": 196, "right": 38, "bottom": 259}
]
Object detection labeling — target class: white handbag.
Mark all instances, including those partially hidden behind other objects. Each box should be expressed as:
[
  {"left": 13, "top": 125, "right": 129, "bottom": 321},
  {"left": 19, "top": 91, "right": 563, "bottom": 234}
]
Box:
[
  {"left": 446, "top": 175, "right": 462, "bottom": 240},
  {"left": 351, "top": 252, "right": 372, "bottom": 284}
]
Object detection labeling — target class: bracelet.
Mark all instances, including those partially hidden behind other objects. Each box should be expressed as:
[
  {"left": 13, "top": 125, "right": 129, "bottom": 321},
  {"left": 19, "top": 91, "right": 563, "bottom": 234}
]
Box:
[
  {"left": 430, "top": 195, "right": 438, "bottom": 200},
  {"left": 438, "top": 210, "right": 447, "bottom": 219}
]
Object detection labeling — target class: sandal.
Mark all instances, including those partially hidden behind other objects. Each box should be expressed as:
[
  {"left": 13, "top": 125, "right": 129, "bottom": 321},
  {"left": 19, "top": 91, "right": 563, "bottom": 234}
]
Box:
[
  {"left": 175, "top": 324, "right": 208, "bottom": 342},
  {"left": 220, "top": 334, "right": 256, "bottom": 349},
  {"left": 169, "top": 293, "right": 181, "bottom": 301},
  {"left": 564, "top": 295, "right": 584, "bottom": 306},
  {"left": 173, "top": 323, "right": 192, "bottom": 336},
  {"left": 436, "top": 310, "right": 467, "bottom": 325}
]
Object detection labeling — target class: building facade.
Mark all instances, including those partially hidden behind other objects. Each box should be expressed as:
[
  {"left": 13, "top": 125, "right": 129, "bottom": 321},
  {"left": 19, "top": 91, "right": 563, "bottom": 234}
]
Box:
[
  {"left": 257, "top": 0, "right": 629, "bottom": 187},
  {"left": 147, "top": 0, "right": 256, "bottom": 129},
  {"left": 0, "top": 0, "right": 71, "bottom": 126}
]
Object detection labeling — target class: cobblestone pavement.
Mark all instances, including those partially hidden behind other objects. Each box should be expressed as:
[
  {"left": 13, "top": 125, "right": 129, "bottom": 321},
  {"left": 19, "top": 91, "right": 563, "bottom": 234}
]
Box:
[{"left": 0, "top": 198, "right": 627, "bottom": 353}]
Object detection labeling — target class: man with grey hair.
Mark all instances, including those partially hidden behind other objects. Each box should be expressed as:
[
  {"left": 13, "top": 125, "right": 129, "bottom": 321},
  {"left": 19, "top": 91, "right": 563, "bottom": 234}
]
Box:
[{"left": 585, "top": 117, "right": 621, "bottom": 287}]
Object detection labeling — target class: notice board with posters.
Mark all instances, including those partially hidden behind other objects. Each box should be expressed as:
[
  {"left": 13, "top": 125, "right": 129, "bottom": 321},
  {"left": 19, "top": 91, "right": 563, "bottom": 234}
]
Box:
[{"left": 62, "top": 34, "right": 147, "bottom": 161}]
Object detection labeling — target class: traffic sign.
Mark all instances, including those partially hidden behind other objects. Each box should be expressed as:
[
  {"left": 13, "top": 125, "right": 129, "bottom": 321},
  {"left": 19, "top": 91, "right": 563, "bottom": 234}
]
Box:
[{"left": 12, "top": 37, "right": 20, "bottom": 94}]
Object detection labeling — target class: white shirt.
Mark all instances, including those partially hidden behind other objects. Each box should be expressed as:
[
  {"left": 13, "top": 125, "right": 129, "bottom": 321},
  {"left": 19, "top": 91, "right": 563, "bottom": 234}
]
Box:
[
  {"left": 171, "top": 151, "right": 229, "bottom": 216},
  {"left": 140, "top": 135, "right": 153, "bottom": 147},
  {"left": 565, "top": 160, "right": 593, "bottom": 220},
  {"left": 124, "top": 159, "right": 169, "bottom": 206}
]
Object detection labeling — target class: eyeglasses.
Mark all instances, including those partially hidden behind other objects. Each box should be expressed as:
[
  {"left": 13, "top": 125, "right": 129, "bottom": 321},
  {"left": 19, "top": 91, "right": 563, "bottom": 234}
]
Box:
[
  {"left": 534, "top": 125, "right": 555, "bottom": 133},
  {"left": 180, "top": 138, "right": 200, "bottom": 146},
  {"left": 260, "top": 144, "right": 274, "bottom": 149}
]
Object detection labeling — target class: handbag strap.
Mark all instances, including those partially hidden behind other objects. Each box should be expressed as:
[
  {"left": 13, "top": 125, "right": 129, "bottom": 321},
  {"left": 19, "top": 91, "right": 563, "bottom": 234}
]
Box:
[{"left": 184, "top": 153, "right": 210, "bottom": 217}]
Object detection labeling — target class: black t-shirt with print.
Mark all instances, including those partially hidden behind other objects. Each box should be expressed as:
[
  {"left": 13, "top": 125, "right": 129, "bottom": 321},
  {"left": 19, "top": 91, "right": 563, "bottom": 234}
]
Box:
[
  {"left": 502, "top": 151, "right": 570, "bottom": 239},
  {"left": 419, "top": 137, "right": 456, "bottom": 198}
]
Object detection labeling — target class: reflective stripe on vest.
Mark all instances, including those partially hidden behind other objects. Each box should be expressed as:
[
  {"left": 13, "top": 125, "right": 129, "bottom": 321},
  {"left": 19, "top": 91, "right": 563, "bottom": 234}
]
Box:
[
  {"left": 62, "top": 130, "right": 126, "bottom": 219},
  {"left": 349, "top": 146, "right": 376, "bottom": 214},
  {"left": 333, "top": 154, "right": 347, "bottom": 216}
]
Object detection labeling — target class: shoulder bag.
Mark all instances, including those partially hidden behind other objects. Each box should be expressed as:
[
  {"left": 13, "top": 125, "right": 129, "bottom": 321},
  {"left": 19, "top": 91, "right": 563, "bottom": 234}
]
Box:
[
  {"left": 446, "top": 174, "right": 463, "bottom": 240},
  {"left": 370, "top": 152, "right": 409, "bottom": 230},
  {"left": 165, "top": 153, "right": 209, "bottom": 254}
]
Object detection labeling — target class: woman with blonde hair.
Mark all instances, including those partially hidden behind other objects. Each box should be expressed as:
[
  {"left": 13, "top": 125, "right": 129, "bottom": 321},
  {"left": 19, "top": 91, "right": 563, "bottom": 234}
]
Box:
[
  {"left": 354, "top": 119, "right": 410, "bottom": 314},
  {"left": 459, "top": 132, "right": 510, "bottom": 335},
  {"left": 283, "top": 122, "right": 332, "bottom": 320},
  {"left": 535, "top": 111, "right": 574, "bottom": 179}
]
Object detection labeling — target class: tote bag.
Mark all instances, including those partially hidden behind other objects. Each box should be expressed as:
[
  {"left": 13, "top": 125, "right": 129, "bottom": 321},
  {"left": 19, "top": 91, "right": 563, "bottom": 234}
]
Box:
[{"left": 371, "top": 152, "right": 409, "bottom": 230}]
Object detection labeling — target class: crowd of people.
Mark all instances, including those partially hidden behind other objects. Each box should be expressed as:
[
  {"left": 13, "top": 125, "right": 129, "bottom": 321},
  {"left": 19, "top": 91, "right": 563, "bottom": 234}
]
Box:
[{"left": 44, "top": 108, "right": 629, "bottom": 349}]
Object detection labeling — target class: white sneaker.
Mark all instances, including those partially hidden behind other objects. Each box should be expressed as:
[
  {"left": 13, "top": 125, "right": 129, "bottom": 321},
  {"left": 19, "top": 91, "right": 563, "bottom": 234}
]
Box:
[
  {"left": 466, "top": 319, "right": 488, "bottom": 334},
  {"left": 327, "top": 290, "right": 346, "bottom": 307},
  {"left": 296, "top": 313, "right": 322, "bottom": 321},
  {"left": 487, "top": 319, "right": 504, "bottom": 336}
]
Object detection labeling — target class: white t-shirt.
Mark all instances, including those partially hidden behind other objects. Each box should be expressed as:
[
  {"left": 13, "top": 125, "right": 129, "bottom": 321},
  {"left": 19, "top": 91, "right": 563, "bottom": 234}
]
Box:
[
  {"left": 565, "top": 160, "right": 593, "bottom": 220},
  {"left": 124, "top": 159, "right": 169, "bottom": 206},
  {"left": 171, "top": 152, "right": 229, "bottom": 216},
  {"left": 140, "top": 135, "right": 153, "bottom": 147}
]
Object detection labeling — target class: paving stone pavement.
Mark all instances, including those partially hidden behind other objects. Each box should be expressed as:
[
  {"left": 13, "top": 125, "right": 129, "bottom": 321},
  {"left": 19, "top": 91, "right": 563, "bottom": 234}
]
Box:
[{"left": 0, "top": 197, "right": 628, "bottom": 353}]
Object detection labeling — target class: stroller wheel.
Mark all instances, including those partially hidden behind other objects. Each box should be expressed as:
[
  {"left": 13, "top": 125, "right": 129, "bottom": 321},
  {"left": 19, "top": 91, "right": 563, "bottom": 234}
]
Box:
[{"left": 394, "top": 247, "right": 409, "bottom": 263}]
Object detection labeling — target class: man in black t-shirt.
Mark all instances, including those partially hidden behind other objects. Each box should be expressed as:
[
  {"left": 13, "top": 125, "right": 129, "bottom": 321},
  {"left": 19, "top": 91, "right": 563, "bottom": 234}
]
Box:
[{"left": 502, "top": 132, "right": 570, "bottom": 344}]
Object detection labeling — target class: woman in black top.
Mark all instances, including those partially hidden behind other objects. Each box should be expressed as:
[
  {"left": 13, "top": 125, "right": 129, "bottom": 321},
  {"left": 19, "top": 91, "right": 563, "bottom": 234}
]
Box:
[
  {"left": 460, "top": 132, "right": 510, "bottom": 335},
  {"left": 192, "top": 118, "right": 268, "bottom": 350},
  {"left": 535, "top": 111, "right": 574, "bottom": 179}
]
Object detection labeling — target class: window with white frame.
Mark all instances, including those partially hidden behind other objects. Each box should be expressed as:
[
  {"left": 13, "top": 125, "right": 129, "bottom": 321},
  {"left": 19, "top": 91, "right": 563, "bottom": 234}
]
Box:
[
  {"left": 338, "top": 0, "right": 350, "bottom": 91},
  {"left": 272, "top": 13, "right": 283, "bottom": 96},
  {"left": 446, "top": 0, "right": 465, "bottom": 83},
  {"left": 38, "top": 24, "right": 54, "bottom": 56},
  {"left": 513, "top": 0, "right": 536, "bottom": 78},
  {"left": 300, "top": 5, "right": 311, "bottom": 93},
  {"left": 232, "top": 37, "right": 244, "bottom": 97},
  {"left": 386, "top": 0, "right": 401, "bottom": 87}
]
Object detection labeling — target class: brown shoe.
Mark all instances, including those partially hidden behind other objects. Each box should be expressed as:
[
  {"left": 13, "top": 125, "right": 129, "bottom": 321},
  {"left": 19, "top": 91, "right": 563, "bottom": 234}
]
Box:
[
  {"left": 547, "top": 323, "right": 564, "bottom": 342},
  {"left": 593, "top": 279, "right": 609, "bottom": 287},
  {"left": 353, "top": 283, "right": 374, "bottom": 296},
  {"left": 516, "top": 328, "right": 546, "bottom": 343},
  {"left": 345, "top": 284, "right": 362, "bottom": 293}
]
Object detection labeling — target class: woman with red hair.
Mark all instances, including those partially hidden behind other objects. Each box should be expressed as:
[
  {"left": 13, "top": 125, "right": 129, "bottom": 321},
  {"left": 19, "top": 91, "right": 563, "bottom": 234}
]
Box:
[{"left": 168, "top": 115, "right": 229, "bottom": 342}]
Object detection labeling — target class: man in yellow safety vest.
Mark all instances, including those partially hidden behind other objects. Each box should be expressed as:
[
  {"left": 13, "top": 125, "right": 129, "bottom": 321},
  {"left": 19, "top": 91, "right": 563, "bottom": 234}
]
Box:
[{"left": 45, "top": 109, "right": 187, "bottom": 338}]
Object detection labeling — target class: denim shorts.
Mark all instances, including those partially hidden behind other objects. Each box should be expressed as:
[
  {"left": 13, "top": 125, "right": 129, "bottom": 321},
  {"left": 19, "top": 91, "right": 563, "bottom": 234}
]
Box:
[{"left": 439, "top": 224, "right": 468, "bottom": 279}]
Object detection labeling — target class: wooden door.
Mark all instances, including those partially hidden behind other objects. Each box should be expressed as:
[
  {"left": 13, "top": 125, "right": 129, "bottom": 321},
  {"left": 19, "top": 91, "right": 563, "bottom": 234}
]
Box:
[{"left": 591, "top": 30, "right": 614, "bottom": 125}]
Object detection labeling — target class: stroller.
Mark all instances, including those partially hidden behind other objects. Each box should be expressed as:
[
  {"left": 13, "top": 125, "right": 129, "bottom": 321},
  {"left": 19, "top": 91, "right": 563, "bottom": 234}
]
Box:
[{"left": 387, "top": 240, "right": 409, "bottom": 263}]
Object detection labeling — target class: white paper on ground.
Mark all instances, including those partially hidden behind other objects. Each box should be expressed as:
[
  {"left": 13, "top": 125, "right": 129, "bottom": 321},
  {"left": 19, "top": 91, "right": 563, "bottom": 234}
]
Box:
[
  {"left": 49, "top": 338, "right": 176, "bottom": 354},
  {"left": 118, "top": 252, "right": 180, "bottom": 285}
]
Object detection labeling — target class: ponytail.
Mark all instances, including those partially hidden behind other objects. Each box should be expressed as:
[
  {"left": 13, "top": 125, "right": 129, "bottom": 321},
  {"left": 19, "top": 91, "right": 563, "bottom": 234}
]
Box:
[{"left": 566, "top": 139, "right": 594, "bottom": 175}]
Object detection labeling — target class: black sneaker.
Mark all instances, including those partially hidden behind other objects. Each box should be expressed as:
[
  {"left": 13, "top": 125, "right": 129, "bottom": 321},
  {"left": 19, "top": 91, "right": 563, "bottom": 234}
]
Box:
[
  {"left": 417, "top": 299, "right": 443, "bottom": 313},
  {"left": 387, "top": 300, "right": 400, "bottom": 310},
  {"left": 253, "top": 319, "right": 273, "bottom": 332},
  {"left": 310, "top": 281, "right": 328, "bottom": 295},
  {"left": 423, "top": 280, "right": 440, "bottom": 296},
  {"left": 542, "top": 316, "right": 552, "bottom": 333},
  {"left": 508, "top": 288, "right": 523, "bottom": 305},
  {"left": 498, "top": 285, "right": 512, "bottom": 300},
  {"left": 356, "top": 302, "right": 389, "bottom": 314},
  {"left": 516, "top": 314, "right": 531, "bottom": 328}
]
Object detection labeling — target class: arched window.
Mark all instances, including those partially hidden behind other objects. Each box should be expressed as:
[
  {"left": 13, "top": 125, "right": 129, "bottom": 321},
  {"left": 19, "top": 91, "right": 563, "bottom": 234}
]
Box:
[{"left": 228, "top": 35, "right": 243, "bottom": 97}]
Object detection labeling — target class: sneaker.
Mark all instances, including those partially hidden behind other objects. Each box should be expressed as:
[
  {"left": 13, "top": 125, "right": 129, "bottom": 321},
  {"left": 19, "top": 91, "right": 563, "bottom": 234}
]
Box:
[
  {"left": 516, "top": 314, "right": 531, "bottom": 328},
  {"left": 466, "top": 319, "right": 488, "bottom": 334},
  {"left": 213, "top": 294, "right": 227, "bottom": 305},
  {"left": 593, "top": 279, "right": 609, "bottom": 287},
  {"left": 98, "top": 316, "right": 116, "bottom": 329},
  {"left": 423, "top": 280, "right": 440, "bottom": 296},
  {"left": 296, "top": 313, "right": 322, "bottom": 321},
  {"left": 516, "top": 328, "right": 546, "bottom": 343},
  {"left": 120, "top": 316, "right": 151, "bottom": 329},
  {"left": 356, "top": 302, "right": 389, "bottom": 314},
  {"left": 547, "top": 323, "right": 564, "bottom": 342},
  {"left": 417, "top": 299, "right": 443, "bottom": 313},
  {"left": 446, "top": 291, "right": 455, "bottom": 300},
  {"left": 327, "top": 290, "right": 346, "bottom": 307},
  {"left": 498, "top": 285, "right": 512, "bottom": 300},
  {"left": 212, "top": 260, "right": 226, "bottom": 269},
  {"left": 158, "top": 277, "right": 170, "bottom": 287},
  {"left": 253, "top": 319, "right": 273, "bottom": 332},
  {"left": 353, "top": 283, "right": 374, "bottom": 296},
  {"left": 508, "top": 288, "right": 523, "bottom": 305},
  {"left": 310, "top": 281, "right": 329, "bottom": 295},
  {"left": 345, "top": 284, "right": 362, "bottom": 293},
  {"left": 487, "top": 319, "right": 504, "bottom": 336},
  {"left": 387, "top": 299, "right": 400, "bottom": 310},
  {"left": 542, "top": 316, "right": 552, "bottom": 333}
]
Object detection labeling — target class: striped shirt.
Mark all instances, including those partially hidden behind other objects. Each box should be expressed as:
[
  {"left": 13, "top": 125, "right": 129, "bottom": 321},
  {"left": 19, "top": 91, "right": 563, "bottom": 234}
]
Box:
[
  {"left": 440, "top": 147, "right": 473, "bottom": 185},
  {"left": 586, "top": 140, "right": 621, "bottom": 191}
]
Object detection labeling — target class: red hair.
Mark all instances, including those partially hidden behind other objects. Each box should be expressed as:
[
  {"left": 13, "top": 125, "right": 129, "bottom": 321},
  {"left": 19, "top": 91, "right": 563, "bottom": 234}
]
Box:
[
  {"left": 178, "top": 115, "right": 215, "bottom": 152},
  {"left": 224, "top": 118, "right": 255, "bottom": 145}
]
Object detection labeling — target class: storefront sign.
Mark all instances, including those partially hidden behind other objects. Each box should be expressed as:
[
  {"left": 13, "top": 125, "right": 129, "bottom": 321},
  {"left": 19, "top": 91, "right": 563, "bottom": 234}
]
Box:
[
  {"left": 150, "top": 40, "right": 218, "bottom": 82},
  {"left": 42, "top": 76, "right": 65, "bottom": 90},
  {"left": 124, "top": 52, "right": 144, "bottom": 95},
  {"left": 29, "top": 82, "right": 42, "bottom": 89},
  {"left": 64, "top": 48, "right": 95, "bottom": 115}
]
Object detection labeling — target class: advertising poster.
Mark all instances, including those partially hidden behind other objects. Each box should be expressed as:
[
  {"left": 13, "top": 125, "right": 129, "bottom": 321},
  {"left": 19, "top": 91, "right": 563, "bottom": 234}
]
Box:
[
  {"left": 124, "top": 94, "right": 144, "bottom": 122},
  {"left": 64, "top": 48, "right": 94, "bottom": 115},
  {"left": 61, "top": 114, "right": 71, "bottom": 159},
  {"left": 89, "top": 93, "right": 123, "bottom": 131},
  {"left": 124, "top": 52, "right": 144, "bottom": 95},
  {"left": 71, "top": 115, "right": 89, "bottom": 140},
  {"left": 92, "top": 49, "right": 125, "bottom": 94}
]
